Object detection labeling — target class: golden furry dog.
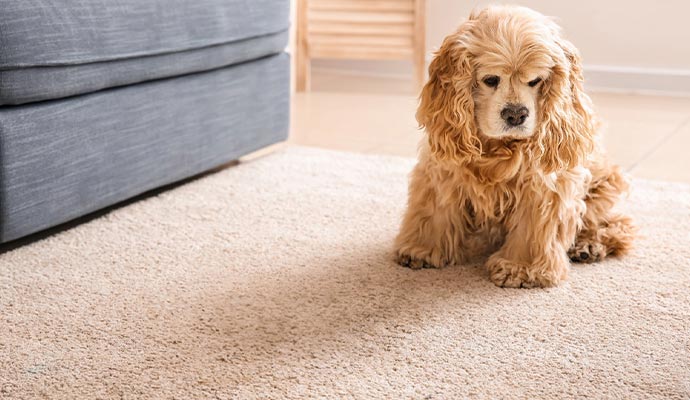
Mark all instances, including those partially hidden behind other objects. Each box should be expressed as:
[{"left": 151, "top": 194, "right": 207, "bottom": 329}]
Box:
[{"left": 394, "top": 5, "right": 635, "bottom": 288}]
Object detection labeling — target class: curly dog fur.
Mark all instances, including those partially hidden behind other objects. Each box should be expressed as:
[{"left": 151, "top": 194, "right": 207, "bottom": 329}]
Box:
[{"left": 394, "top": 5, "right": 635, "bottom": 288}]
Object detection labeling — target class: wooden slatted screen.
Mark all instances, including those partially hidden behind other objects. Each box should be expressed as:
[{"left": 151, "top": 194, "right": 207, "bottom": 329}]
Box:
[{"left": 296, "top": 0, "right": 426, "bottom": 91}]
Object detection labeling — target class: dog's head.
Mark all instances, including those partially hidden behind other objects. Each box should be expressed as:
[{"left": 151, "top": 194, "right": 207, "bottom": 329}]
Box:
[{"left": 417, "top": 5, "right": 595, "bottom": 172}]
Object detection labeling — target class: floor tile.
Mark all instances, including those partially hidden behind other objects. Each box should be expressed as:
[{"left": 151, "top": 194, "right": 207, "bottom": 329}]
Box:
[{"left": 631, "top": 120, "right": 690, "bottom": 184}]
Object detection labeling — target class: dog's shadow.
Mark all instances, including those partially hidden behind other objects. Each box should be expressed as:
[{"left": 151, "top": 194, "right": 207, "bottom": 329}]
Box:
[{"left": 173, "top": 240, "right": 544, "bottom": 387}]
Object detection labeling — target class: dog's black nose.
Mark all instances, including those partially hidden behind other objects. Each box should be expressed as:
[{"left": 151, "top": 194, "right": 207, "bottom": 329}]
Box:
[{"left": 501, "top": 104, "right": 529, "bottom": 127}]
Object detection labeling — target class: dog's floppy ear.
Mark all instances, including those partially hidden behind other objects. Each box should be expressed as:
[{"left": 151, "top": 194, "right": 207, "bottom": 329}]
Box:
[
  {"left": 534, "top": 38, "right": 595, "bottom": 173},
  {"left": 416, "top": 23, "right": 481, "bottom": 163}
]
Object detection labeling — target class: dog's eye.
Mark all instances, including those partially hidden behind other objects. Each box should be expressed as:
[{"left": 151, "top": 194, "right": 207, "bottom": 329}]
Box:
[
  {"left": 528, "top": 77, "right": 542, "bottom": 87},
  {"left": 482, "top": 76, "right": 500, "bottom": 88}
]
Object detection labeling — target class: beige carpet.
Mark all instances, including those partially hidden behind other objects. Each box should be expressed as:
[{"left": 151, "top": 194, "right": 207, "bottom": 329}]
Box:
[{"left": 1, "top": 147, "right": 689, "bottom": 399}]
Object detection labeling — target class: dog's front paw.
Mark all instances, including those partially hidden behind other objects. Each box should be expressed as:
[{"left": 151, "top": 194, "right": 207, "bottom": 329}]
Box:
[
  {"left": 487, "top": 259, "right": 536, "bottom": 288},
  {"left": 396, "top": 253, "right": 445, "bottom": 270},
  {"left": 486, "top": 255, "right": 560, "bottom": 288}
]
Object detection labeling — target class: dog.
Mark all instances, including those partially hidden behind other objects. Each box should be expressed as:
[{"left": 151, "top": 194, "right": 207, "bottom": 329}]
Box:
[{"left": 394, "top": 5, "right": 635, "bottom": 288}]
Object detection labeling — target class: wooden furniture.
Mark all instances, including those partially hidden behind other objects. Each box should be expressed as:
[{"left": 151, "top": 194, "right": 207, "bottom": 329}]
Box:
[{"left": 296, "top": 0, "right": 426, "bottom": 91}]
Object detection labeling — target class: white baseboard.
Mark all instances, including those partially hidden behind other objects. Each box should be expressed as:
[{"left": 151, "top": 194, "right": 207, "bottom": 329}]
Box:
[
  {"left": 311, "top": 59, "right": 690, "bottom": 97},
  {"left": 583, "top": 65, "right": 690, "bottom": 97}
]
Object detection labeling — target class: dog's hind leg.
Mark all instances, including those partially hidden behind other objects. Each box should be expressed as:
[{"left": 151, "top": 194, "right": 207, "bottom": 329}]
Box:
[
  {"left": 569, "top": 213, "right": 636, "bottom": 262},
  {"left": 568, "top": 163, "right": 636, "bottom": 263}
]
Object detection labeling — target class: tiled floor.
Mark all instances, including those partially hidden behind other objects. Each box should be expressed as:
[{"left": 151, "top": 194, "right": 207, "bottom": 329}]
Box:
[{"left": 286, "top": 70, "right": 690, "bottom": 184}]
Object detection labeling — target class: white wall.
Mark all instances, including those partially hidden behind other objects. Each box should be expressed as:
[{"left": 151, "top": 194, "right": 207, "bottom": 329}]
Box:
[
  {"left": 311, "top": 0, "right": 690, "bottom": 95},
  {"left": 428, "top": 0, "right": 690, "bottom": 70}
]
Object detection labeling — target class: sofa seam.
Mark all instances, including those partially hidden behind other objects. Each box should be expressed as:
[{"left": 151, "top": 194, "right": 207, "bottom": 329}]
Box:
[{"left": 0, "top": 27, "right": 290, "bottom": 71}]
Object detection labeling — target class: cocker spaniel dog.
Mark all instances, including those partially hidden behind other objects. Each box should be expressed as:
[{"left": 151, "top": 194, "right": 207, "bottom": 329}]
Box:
[{"left": 394, "top": 5, "right": 635, "bottom": 288}]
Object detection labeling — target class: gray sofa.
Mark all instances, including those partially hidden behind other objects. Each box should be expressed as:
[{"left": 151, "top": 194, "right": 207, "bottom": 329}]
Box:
[{"left": 0, "top": 0, "right": 290, "bottom": 243}]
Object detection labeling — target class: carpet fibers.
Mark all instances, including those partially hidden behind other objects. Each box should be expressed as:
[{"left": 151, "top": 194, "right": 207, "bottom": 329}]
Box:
[{"left": 1, "top": 147, "right": 689, "bottom": 399}]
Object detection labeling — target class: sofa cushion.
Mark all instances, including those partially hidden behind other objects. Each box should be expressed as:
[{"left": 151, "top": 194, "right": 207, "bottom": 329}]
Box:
[
  {"left": 0, "top": 0, "right": 289, "bottom": 105},
  {"left": 0, "top": 53, "right": 289, "bottom": 243},
  {"left": 0, "top": 31, "right": 288, "bottom": 105}
]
